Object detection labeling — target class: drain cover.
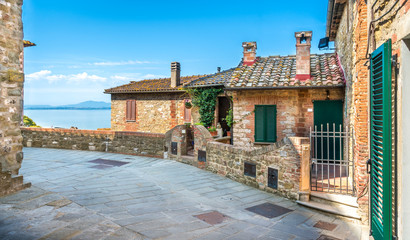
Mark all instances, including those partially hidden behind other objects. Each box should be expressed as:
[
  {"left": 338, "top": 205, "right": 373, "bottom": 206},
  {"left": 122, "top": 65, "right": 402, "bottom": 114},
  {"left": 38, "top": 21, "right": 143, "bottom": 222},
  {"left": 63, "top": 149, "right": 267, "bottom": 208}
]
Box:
[
  {"left": 314, "top": 221, "right": 338, "bottom": 231},
  {"left": 194, "top": 211, "right": 229, "bottom": 225},
  {"left": 316, "top": 235, "right": 341, "bottom": 240},
  {"left": 89, "top": 159, "right": 129, "bottom": 167},
  {"left": 90, "top": 164, "right": 114, "bottom": 169},
  {"left": 245, "top": 202, "right": 293, "bottom": 218}
]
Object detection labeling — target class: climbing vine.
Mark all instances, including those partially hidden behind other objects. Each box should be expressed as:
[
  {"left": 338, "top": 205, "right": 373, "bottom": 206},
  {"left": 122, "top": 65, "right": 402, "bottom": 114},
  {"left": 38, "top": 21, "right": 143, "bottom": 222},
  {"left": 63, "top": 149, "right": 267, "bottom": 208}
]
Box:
[{"left": 186, "top": 87, "right": 223, "bottom": 128}]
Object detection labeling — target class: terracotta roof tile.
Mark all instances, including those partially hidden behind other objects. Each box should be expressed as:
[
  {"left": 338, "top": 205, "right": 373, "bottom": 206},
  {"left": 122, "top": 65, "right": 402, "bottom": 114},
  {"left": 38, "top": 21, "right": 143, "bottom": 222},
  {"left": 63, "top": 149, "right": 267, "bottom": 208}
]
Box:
[
  {"left": 226, "top": 53, "right": 344, "bottom": 89},
  {"left": 23, "top": 40, "right": 36, "bottom": 47},
  {"left": 186, "top": 68, "right": 235, "bottom": 87},
  {"left": 104, "top": 75, "right": 207, "bottom": 94}
]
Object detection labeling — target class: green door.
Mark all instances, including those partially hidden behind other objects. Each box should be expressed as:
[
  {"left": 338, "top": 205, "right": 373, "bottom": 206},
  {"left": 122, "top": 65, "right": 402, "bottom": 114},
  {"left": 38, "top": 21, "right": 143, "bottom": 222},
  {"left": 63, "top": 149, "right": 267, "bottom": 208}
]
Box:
[
  {"left": 370, "top": 39, "right": 392, "bottom": 240},
  {"left": 313, "top": 100, "right": 344, "bottom": 160}
]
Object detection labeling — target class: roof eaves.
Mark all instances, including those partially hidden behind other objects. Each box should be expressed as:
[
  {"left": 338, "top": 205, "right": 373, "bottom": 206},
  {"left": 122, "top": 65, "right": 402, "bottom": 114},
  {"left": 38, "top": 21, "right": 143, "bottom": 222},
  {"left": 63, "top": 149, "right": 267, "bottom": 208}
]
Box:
[{"left": 105, "top": 89, "right": 187, "bottom": 94}]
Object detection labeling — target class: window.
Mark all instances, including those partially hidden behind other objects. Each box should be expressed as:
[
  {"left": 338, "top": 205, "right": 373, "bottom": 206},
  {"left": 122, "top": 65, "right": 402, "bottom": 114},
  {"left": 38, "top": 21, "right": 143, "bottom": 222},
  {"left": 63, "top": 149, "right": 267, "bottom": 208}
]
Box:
[
  {"left": 254, "top": 105, "right": 277, "bottom": 143},
  {"left": 126, "top": 100, "right": 136, "bottom": 121}
]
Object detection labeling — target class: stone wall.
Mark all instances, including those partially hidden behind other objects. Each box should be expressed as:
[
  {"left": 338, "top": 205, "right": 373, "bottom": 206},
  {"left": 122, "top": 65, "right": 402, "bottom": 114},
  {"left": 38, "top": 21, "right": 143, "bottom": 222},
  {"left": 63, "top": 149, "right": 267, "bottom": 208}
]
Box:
[
  {"left": 0, "top": 0, "right": 24, "bottom": 176},
  {"left": 231, "top": 88, "right": 344, "bottom": 147},
  {"left": 206, "top": 137, "right": 310, "bottom": 199},
  {"left": 21, "top": 128, "right": 165, "bottom": 158},
  {"left": 333, "top": 0, "right": 410, "bottom": 223},
  {"left": 110, "top": 93, "right": 191, "bottom": 133}
]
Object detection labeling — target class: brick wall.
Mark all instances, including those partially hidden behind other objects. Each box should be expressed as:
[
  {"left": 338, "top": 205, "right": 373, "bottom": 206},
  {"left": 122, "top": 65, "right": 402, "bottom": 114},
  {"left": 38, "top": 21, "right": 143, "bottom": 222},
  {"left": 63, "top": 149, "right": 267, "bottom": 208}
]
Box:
[
  {"left": 110, "top": 93, "right": 189, "bottom": 133},
  {"left": 206, "top": 137, "right": 309, "bottom": 199},
  {"left": 334, "top": 0, "right": 410, "bottom": 222},
  {"left": 231, "top": 88, "right": 344, "bottom": 147},
  {"left": 21, "top": 128, "right": 165, "bottom": 158},
  {"left": 0, "top": 0, "right": 24, "bottom": 175}
]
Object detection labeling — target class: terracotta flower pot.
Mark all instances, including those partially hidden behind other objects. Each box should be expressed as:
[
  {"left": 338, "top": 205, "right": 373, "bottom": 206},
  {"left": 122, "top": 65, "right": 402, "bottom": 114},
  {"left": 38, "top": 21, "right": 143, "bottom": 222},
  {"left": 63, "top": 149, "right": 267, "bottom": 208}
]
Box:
[
  {"left": 209, "top": 131, "right": 217, "bottom": 137},
  {"left": 227, "top": 131, "right": 231, "bottom": 137}
]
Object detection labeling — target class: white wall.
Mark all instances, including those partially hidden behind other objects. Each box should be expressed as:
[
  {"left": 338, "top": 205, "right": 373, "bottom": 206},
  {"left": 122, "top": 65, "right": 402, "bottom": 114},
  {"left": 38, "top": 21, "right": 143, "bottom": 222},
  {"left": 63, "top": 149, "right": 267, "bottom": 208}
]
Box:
[{"left": 398, "top": 35, "right": 410, "bottom": 240}]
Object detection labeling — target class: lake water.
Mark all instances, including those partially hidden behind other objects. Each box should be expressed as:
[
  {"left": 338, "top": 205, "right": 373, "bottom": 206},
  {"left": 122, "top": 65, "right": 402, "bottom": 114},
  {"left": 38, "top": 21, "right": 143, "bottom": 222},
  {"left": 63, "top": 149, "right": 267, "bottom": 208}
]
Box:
[{"left": 24, "top": 109, "right": 111, "bottom": 130}]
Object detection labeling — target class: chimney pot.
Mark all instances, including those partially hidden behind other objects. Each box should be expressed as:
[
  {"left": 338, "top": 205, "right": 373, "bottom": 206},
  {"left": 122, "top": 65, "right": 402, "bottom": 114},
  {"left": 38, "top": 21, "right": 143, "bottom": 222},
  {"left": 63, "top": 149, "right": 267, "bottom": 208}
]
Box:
[
  {"left": 295, "top": 31, "right": 312, "bottom": 81},
  {"left": 242, "top": 42, "right": 257, "bottom": 66},
  {"left": 171, "top": 62, "right": 181, "bottom": 88}
]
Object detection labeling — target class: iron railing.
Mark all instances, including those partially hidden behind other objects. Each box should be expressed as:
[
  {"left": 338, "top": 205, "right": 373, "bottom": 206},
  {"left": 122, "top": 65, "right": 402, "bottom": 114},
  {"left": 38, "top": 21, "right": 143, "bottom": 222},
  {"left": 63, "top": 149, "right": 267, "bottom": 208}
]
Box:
[{"left": 310, "top": 124, "right": 355, "bottom": 195}]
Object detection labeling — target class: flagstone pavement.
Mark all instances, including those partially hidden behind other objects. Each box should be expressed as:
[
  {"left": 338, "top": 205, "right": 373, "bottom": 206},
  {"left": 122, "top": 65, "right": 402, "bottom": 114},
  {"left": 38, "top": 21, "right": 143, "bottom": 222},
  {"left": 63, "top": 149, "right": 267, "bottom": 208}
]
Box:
[{"left": 0, "top": 148, "right": 364, "bottom": 240}]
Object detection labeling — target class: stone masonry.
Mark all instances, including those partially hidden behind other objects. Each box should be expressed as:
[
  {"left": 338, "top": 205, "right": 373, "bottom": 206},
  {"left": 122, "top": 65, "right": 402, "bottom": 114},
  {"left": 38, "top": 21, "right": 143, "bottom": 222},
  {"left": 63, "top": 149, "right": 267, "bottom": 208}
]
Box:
[
  {"left": 333, "top": 0, "right": 410, "bottom": 222},
  {"left": 21, "top": 128, "right": 165, "bottom": 158},
  {"left": 0, "top": 0, "right": 24, "bottom": 175},
  {"left": 231, "top": 88, "right": 344, "bottom": 147},
  {"left": 110, "top": 93, "right": 189, "bottom": 133},
  {"left": 206, "top": 137, "right": 310, "bottom": 200},
  {"left": 0, "top": 0, "right": 29, "bottom": 197}
]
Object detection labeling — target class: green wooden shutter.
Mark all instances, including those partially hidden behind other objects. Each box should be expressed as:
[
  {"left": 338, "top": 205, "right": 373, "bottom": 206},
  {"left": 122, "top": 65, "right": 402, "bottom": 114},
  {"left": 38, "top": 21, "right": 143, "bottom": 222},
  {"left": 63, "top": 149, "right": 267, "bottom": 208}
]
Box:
[
  {"left": 255, "top": 105, "right": 277, "bottom": 143},
  {"left": 255, "top": 106, "right": 265, "bottom": 142},
  {"left": 265, "top": 105, "right": 277, "bottom": 142},
  {"left": 370, "top": 39, "right": 392, "bottom": 240}
]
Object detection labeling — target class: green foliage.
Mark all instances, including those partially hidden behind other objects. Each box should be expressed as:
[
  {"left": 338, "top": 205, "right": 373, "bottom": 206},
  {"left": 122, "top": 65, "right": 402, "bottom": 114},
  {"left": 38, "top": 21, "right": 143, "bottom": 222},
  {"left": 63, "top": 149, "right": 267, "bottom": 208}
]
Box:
[
  {"left": 23, "top": 115, "right": 40, "bottom": 127},
  {"left": 184, "top": 101, "right": 192, "bottom": 109},
  {"left": 224, "top": 107, "right": 233, "bottom": 128},
  {"left": 187, "top": 87, "right": 223, "bottom": 128},
  {"left": 207, "top": 126, "right": 216, "bottom": 132}
]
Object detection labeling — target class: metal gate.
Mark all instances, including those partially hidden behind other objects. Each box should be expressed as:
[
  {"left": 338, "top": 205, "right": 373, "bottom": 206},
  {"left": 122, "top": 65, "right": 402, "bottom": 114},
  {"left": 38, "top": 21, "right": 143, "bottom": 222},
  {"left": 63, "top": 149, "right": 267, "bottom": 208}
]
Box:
[{"left": 310, "top": 124, "right": 354, "bottom": 195}]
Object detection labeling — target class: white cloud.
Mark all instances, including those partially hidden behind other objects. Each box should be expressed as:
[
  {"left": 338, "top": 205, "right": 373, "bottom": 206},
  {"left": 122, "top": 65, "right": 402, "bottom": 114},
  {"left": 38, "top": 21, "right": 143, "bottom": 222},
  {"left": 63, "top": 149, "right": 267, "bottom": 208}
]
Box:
[
  {"left": 26, "top": 70, "right": 107, "bottom": 83},
  {"left": 92, "top": 60, "right": 151, "bottom": 66},
  {"left": 26, "top": 70, "right": 52, "bottom": 80}
]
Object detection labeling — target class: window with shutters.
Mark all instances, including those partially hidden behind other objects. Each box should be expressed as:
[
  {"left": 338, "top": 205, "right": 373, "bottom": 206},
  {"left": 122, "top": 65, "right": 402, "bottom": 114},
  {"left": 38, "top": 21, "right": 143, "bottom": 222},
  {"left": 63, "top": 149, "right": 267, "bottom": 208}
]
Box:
[
  {"left": 254, "top": 105, "right": 277, "bottom": 143},
  {"left": 126, "top": 100, "right": 136, "bottom": 122}
]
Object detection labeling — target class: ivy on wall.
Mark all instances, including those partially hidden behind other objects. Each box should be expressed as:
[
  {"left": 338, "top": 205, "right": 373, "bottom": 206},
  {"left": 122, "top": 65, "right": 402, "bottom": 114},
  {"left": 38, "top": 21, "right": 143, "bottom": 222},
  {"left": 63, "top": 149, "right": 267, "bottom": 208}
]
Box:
[{"left": 186, "top": 87, "right": 223, "bottom": 128}]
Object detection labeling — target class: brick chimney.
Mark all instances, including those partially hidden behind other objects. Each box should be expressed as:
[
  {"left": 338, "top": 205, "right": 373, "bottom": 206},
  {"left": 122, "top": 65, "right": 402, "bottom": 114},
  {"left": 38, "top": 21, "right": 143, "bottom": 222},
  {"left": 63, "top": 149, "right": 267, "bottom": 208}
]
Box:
[
  {"left": 171, "top": 62, "right": 181, "bottom": 88},
  {"left": 242, "top": 42, "right": 257, "bottom": 66},
  {"left": 295, "top": 31, "right": 312, "bottom": 81}
]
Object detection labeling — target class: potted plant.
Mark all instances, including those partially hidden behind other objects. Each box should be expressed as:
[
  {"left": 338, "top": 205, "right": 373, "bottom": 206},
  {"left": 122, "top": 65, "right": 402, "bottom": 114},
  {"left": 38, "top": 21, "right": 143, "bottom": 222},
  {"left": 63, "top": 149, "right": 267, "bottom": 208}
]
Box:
[
  {"left": 185, "top": 101, "right": 192, "bottom": 109},
  {"left": 224, "top": 108, "right": 233, "bottom": 136},
  {"left": 207, "top": 126, "right": 217, "bottom": 136}
]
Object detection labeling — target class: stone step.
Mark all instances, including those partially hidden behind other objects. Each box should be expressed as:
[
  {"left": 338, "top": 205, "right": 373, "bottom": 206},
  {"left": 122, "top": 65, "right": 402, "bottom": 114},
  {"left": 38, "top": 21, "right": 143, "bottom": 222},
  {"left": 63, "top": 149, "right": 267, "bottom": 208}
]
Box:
[
  {"left": 11, "top": 175, "right": 24, "bottom": 188},
  {"left": 297, "top": 200, "right": 361, "bottom": 220},
  {"left": 310, "top": 192, "right": 359, "bottom": 208}
]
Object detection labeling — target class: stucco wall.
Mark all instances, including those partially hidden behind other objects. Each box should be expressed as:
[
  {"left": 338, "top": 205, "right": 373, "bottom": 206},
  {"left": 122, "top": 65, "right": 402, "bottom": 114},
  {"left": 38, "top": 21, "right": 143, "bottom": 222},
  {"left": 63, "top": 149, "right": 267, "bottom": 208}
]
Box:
[
  {"left": 110, "top": 93, "right": 190, "bottom": 133},
  {"left": 231, "top": 88, "right": 344, "bottom": 147},
  {"left": 0, "top": 0, "right": 24, "bottom": 174}
]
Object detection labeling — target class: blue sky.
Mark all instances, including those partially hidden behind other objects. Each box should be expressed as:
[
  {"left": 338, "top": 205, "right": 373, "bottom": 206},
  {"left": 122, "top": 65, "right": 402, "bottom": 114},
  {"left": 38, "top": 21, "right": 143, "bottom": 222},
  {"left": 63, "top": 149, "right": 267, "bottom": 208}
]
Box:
[{"left": 23, "top": 0, "right": 331, "bottom": 105}]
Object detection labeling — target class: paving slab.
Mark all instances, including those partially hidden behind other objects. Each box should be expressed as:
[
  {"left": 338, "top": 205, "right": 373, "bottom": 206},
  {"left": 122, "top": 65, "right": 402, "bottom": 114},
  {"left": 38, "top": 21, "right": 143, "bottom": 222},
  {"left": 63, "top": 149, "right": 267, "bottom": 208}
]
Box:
[{"left": 0, "top": 148, "right": 364, "bottom": 240}]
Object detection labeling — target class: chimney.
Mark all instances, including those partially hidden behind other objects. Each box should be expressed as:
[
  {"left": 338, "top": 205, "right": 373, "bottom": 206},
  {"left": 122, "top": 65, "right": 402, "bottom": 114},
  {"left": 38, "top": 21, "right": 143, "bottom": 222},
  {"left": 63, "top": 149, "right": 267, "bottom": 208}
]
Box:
[
  {"left": 171, "top": 62, "right": 181, "bottom": 88},
  {"left": 242, "top": 42, "right": 257, "bottom": 66},
  {"left": 295, "top": 31, "right": 312, "bottom": 81},
  {"left": 217, "top": 67, "right": 221, "bottom": 73}
]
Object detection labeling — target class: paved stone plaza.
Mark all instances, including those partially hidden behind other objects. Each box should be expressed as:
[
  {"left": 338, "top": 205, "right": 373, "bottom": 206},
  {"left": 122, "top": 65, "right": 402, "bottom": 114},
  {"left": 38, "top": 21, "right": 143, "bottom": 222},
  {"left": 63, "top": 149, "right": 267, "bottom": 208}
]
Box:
[{"left": 0, "top": 148, "right": 363, "bottom": 240}]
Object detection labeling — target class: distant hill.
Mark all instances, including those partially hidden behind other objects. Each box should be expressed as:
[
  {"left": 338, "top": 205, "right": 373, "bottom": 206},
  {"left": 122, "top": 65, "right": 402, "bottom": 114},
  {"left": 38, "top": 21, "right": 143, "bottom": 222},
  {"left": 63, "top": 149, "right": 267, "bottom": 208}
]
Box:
[{"left": 25, "top": 101, "right": 111, "bottom": 110}]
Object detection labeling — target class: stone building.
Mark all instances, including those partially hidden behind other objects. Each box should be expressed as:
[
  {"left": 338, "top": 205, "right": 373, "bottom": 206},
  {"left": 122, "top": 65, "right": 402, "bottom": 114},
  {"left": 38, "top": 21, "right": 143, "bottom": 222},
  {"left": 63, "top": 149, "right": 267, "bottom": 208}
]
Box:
[
  {"left": 325, "top": 0, "right": 410, "bottom": 238},
  {"left": 186, "top": 32, "right": 346, "bottom": 147},
  {"left": 105, "top": 63, "right": 206, "bottom": 134},
  {"left": 0, "top": 0, "right": 31, "bottom": 196}
]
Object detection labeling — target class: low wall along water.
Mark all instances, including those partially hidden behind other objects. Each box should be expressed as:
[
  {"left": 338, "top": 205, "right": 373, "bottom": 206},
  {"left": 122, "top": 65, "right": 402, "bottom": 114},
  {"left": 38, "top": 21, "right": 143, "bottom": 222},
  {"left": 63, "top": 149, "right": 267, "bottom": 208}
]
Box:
[{"left": 21, "top": 128, "right": 165, "bottom": 158}]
